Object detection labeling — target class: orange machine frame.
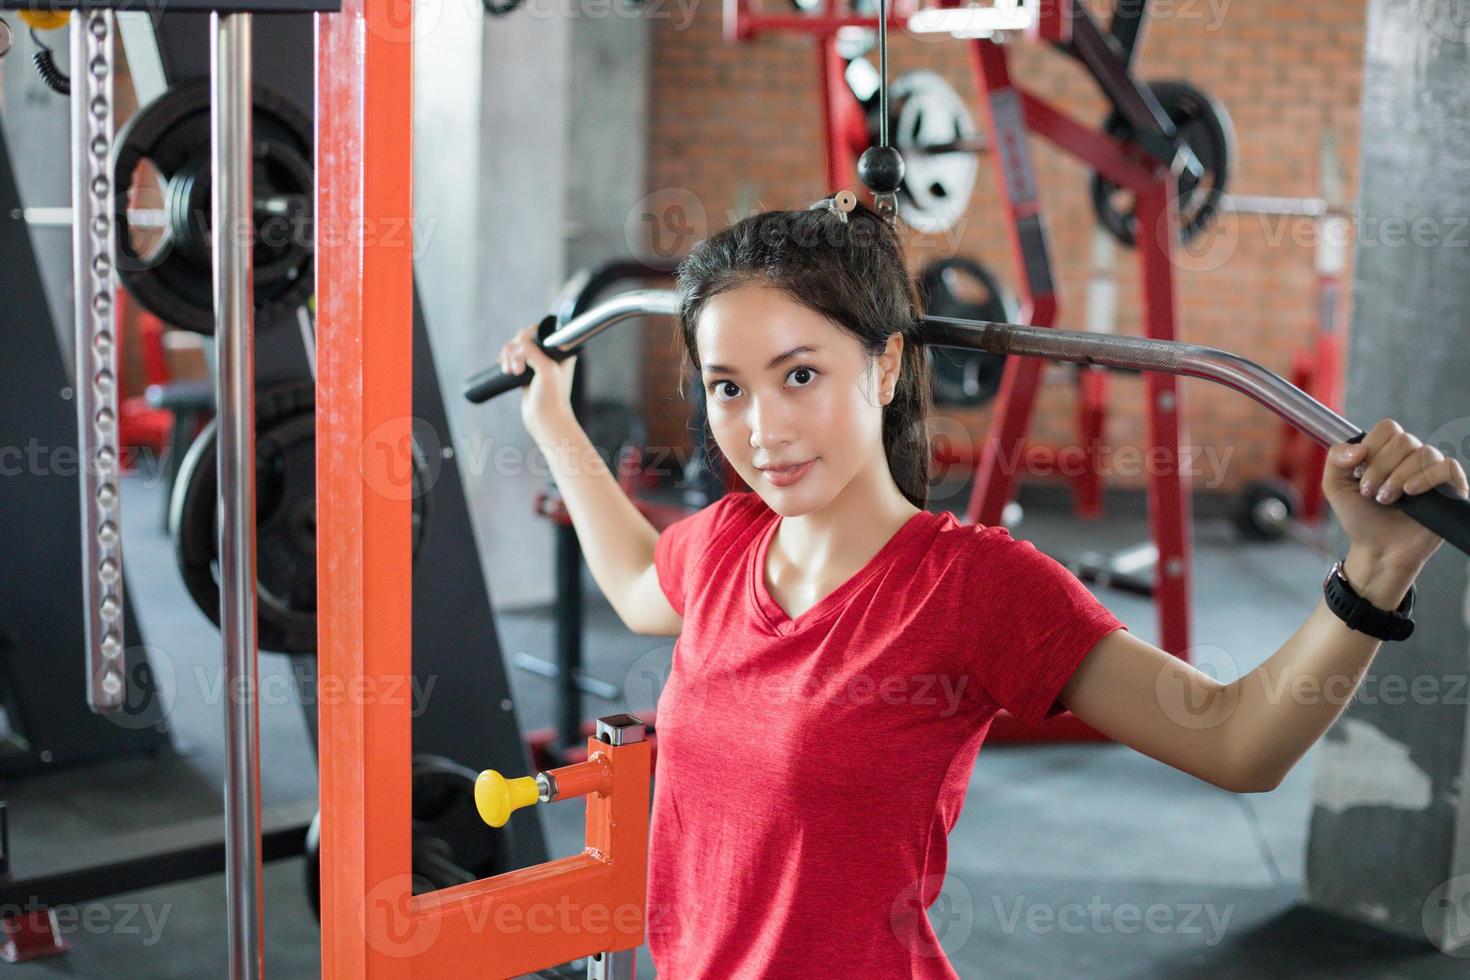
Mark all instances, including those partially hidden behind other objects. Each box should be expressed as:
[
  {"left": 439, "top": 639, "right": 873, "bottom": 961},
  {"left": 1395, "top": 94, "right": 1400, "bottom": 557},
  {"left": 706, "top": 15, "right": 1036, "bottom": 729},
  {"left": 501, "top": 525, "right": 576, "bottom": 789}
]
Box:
[{"left": 314, "top": 2, "right": 648, "bottom": 974}]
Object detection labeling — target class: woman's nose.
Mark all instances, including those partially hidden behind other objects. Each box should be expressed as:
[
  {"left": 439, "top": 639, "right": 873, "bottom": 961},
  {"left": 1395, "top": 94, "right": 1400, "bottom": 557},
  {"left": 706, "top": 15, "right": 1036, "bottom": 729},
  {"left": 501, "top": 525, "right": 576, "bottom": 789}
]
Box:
[{"left": 747, "top": 394, "right": 796, "bottom": 449}]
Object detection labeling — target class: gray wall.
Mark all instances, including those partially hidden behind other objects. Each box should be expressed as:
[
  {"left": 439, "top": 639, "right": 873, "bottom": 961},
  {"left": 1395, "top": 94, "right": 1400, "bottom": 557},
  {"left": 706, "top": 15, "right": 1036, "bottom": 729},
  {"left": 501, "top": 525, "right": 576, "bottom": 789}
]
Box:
[
  {"left": 1304, "top": 0, "right": 1470, "bottom": 952},
  {"left": 414, "top": 4, "right": 649, "bottom": 609}
]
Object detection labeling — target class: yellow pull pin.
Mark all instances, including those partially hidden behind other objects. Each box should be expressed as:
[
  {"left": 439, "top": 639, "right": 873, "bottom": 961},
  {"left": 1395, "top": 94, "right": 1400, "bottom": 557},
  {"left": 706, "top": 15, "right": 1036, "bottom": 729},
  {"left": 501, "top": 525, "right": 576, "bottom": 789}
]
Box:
[
  {"left": 20, "top": 10, "right": 71, "bottom": 30},
  {"left": 475, "top": 769, "right": 540, "bottom": 828}
]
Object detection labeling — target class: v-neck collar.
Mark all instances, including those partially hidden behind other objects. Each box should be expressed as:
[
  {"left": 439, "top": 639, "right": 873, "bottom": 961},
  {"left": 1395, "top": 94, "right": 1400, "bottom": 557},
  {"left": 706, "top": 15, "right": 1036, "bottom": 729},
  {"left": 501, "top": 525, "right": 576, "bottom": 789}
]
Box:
[{"left": 749, "top": 507, "right": 931, "bottom": 637}]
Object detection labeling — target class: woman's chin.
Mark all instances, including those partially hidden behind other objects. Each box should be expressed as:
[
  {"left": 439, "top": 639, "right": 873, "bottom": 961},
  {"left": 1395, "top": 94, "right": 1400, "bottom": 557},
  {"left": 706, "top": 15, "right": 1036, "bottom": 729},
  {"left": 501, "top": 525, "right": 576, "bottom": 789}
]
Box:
[{"left": 753, "top": 481, "right": 830, "bottom": 518}]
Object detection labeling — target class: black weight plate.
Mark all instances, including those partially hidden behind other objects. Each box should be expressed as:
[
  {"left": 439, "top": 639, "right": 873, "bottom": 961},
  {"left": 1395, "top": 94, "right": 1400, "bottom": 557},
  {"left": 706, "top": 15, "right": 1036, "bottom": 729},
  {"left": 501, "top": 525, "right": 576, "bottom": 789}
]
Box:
[
  {"left": 169, "top": 380, "right": 429, "bottom": 655},
  {"left": 304, "top": 756, "right": 513, "bottom": 919},
  {"left": 879, "top": 70, "right": 979, "bottom": 234},
  {"left": 409, "top": 755, "right": 510, "bottom": 892},
  {"left": 1089, "top": 79, "right": 1235, "bottom": 249},
  {"left": 113, "top": 79, "right": 315, "bottom": 334},
  {"left": 918, "top": 257, "right": 1013, "bottom": 408}
]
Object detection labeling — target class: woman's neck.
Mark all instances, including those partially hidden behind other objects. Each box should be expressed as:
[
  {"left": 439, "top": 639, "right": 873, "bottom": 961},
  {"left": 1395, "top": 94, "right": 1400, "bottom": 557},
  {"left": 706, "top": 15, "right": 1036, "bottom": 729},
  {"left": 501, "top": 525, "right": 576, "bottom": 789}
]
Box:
[{"left": 768, "top": 470, "right": 921, "bottom": 578}]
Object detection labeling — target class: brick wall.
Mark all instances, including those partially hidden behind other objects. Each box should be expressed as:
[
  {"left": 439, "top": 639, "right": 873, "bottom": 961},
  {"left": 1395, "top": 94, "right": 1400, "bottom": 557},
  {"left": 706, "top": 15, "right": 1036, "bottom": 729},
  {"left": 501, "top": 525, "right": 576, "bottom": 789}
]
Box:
[{"left": 639, "top": 0, "right": 1365, "bottom": 498}]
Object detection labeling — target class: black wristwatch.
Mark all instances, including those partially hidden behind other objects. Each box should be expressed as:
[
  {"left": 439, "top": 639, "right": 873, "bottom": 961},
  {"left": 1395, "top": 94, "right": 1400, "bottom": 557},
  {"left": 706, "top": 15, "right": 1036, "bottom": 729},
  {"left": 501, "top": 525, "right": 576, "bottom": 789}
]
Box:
[{"left": 1322, "top": 559, "right": 1416, "bottom": 641}]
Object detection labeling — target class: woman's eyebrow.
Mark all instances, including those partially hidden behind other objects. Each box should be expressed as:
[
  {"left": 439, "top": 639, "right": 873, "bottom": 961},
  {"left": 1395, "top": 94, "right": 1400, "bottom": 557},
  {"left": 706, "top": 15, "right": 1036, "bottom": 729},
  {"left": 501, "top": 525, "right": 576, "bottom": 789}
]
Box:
[{"left": 704, "top": 346, "right": 820, "bottom": 376}]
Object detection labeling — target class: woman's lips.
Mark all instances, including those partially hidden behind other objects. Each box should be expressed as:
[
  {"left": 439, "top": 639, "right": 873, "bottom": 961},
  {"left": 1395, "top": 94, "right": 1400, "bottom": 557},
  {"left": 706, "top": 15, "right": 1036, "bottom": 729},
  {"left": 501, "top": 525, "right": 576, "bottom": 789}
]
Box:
[{"left": 760, "top": 459, "right": 815, "bottom": 487}]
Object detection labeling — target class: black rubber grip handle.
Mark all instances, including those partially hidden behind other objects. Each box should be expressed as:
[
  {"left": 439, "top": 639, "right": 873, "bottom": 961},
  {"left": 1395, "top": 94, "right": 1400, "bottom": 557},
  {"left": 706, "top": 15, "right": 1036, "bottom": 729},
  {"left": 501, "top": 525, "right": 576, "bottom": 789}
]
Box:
[
  {"left": 463, "top": 315, "right": 572, "bottom": 404},
  {"left": 1348, "top": 431, "right": 1470, "bottom": 556}
]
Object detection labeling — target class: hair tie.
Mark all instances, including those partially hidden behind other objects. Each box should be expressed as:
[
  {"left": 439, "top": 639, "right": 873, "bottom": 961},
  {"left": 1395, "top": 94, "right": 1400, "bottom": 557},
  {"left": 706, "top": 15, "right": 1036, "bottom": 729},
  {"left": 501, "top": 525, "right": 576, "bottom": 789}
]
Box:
[{"left": 808, "top": 189, "right": 858, "bottom": 224}]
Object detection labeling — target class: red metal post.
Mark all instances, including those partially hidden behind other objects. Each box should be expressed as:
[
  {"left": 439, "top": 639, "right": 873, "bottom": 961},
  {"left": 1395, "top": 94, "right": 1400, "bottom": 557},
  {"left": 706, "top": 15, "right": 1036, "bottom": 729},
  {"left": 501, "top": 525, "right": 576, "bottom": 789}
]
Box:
[
  {"left": 817, "top": 36, "right": 859, "bottom": 193},
  {"left": 1132, "top": 182, "right": 1193, "bottom": 656},
  {"left": 962, "top": 40, "right": 1057, "bottom": 530},
  {"left": 315, "top": 0, "right": 416, "bottom": 971}
]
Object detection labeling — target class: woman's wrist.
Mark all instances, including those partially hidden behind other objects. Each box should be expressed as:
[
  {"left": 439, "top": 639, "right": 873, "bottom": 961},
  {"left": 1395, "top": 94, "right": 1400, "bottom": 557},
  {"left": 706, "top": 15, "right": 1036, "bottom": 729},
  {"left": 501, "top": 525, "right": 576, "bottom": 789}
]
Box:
[
  {"left": 1341, "top": 544, "right": 1421, "bottom": 611},
  {"left": 528, "top": 406, "right": 580, "bottom": 448}
]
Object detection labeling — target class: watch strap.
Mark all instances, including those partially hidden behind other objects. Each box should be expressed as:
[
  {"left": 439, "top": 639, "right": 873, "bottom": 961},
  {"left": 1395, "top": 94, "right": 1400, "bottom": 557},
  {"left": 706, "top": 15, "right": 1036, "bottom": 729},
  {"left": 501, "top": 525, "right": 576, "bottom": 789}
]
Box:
[{"left": 1323, "top": 560, "right": 1415, "bottom": 641}]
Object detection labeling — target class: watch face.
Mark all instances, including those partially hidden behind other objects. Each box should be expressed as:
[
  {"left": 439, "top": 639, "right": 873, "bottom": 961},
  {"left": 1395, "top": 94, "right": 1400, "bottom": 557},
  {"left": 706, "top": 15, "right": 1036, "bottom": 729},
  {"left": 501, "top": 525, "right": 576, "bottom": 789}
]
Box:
[{"left": 1323, "top": 561, "right": 1342, "bottom": 590}]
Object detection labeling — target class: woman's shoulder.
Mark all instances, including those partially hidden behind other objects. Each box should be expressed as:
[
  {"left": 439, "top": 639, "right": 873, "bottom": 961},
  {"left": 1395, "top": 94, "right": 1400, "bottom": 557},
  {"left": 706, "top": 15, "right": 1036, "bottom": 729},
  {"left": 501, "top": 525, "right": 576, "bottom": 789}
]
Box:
[
  {"left": 920, "top": 512, "right": 1025, "bottom": 580},
  {"left": 921, "top": 509, "right": 1009, "bottom": 546}
]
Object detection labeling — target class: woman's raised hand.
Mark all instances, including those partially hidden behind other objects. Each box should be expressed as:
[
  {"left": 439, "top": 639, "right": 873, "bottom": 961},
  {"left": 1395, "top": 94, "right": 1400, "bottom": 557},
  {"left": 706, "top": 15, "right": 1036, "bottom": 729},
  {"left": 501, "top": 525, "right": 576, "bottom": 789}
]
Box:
[
  {"left": 497, "top": 323, "right": 578, "bottom": 443},
  {"left": 1325, "top": 418, "right": 1469, "bottom": 570}
]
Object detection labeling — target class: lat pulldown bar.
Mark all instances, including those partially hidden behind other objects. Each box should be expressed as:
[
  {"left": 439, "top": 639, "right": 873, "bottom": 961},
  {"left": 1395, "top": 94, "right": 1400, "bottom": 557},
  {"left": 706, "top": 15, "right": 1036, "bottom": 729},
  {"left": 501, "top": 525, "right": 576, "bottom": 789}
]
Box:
[{"left": 463, "top": 291, "right": 1470, "bottom": 557}]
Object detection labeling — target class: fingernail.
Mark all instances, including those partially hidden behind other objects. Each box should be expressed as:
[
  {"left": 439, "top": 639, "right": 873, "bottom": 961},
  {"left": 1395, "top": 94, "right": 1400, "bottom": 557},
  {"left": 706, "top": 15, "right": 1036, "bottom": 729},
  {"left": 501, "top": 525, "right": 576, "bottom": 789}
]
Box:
[
  {"left": 1404, "top": 478, "right": 1421, "bottom": 494},
  {"left": 1376, "top": 486, "right": 1393, "bottom": 504},
  {"left": 1352, "top": 465, "right": 1364, "bottom": 479},
  {"left": 1360, "top": 481, "right": 1374, "bottom": 497}
]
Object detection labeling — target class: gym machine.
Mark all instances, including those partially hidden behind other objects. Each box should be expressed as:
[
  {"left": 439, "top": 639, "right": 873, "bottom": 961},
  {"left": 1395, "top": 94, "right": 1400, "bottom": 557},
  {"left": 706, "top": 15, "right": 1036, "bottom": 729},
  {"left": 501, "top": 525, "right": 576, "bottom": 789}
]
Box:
[
  {"left": 498, "top": 252, "right": 1023, "bottom": 770},
  {"left": 0, "top": 3, "right": 559, "bottom": 974},
  {"left": 0, "top": 117, "right": 172, "bottom": 779},
  {"left": 493, "top": 258, "right": 750, "bottom": 771},
  {"left": 463, "top": 294, "right": 1470, "bottom": 554},
  {"left": 728, "top": 0, "right": 1238, "bottom": 740},
  {"left": 0, "top": 3, "right": 323, "bottom": 969},
  {"left": 1224, "top": 134, "right": 1353, "bottom": 544}
]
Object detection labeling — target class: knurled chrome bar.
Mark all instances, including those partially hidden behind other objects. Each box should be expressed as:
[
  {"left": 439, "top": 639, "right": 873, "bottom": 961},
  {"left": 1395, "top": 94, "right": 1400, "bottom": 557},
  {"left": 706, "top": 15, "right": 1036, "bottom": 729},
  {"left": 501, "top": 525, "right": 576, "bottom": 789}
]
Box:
[{"left": 921, "top": 314, "right": 1358, "bottom": 446}]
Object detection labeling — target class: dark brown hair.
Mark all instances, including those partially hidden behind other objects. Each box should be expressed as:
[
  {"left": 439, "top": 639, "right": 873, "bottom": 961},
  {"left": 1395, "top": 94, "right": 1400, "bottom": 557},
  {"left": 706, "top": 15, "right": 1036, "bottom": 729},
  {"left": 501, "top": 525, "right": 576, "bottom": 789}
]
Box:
[{"left": 674, "top": 197, "right": 933, "bottom": 510}]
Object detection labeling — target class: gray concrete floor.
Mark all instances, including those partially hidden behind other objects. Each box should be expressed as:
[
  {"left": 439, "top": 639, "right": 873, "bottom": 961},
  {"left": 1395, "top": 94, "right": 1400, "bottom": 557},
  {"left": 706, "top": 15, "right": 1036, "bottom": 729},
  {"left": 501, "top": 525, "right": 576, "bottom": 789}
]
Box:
[{"left": 2, "top": 472, "right": 1455, "bottom": 978}]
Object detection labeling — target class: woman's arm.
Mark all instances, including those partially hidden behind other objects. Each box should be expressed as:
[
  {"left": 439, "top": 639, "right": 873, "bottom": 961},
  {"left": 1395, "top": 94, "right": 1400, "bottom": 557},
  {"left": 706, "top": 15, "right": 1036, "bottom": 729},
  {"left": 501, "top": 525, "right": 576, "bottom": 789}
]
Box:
[
  {"left": 530, "top": 414, "right": 683, "bottom": 637},
  {"left": 498, "top": 325, "right": 683, "bottom": 637},
  {"left": 1058, "top": 419, "right": 1467, "bottom": 794},
  {"left": 1055, "top": 629, "right": 1250, "bottom": 792},
  {"left": 1211, "top": 544, "right": 1416, "bottom": 792},
  {"left": 1058, "top": 543, "right": 1415, "bottom": 794}
]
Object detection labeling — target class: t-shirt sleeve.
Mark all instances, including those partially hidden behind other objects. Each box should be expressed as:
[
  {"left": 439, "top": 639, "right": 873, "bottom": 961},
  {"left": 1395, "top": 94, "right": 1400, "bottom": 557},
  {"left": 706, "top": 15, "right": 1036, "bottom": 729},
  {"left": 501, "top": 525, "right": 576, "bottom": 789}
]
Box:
[
  {"left": 653, "top": 492, "right": 753, "bottom": 617},
  {"left": 964, "top": 526, "right": 1128, "bottom": 725}
]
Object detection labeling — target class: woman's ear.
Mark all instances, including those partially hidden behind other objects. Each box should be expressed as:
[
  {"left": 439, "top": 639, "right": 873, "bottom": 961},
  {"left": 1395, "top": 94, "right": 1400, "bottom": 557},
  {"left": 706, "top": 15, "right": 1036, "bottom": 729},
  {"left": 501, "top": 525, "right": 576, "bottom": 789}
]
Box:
[{"left": 880, "top": 332, "right": 905, "bottom": 402}]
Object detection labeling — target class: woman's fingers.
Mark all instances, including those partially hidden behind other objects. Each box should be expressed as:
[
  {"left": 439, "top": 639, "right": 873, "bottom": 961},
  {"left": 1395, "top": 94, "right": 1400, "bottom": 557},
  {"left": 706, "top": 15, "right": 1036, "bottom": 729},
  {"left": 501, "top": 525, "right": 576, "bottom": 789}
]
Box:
[
  {"left": 1346, "top": 419, "right": 1404, "bottom": 495},
  {"left": 1400, "top": 451, "right": 1470, "bottom": 499},
  {"left": 1377, "top": 445, "right": 1442, "bottom": 504},
  {"left": 1359, "top": 429, "right": 1421, "bottom": 501},
  {"left": 498, "top": 325, "right": 544, "bottom": 376},
  {"left": 1327, "top": 417, "right": 1470, "bottom": 505}
]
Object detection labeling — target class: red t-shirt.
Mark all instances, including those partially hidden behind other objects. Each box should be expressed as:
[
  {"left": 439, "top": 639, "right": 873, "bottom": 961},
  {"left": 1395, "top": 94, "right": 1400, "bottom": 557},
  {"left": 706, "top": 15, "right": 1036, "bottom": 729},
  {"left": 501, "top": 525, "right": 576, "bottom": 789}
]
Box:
[{"left": 648, "top": 491, "right": 1126, "bottom": 978}]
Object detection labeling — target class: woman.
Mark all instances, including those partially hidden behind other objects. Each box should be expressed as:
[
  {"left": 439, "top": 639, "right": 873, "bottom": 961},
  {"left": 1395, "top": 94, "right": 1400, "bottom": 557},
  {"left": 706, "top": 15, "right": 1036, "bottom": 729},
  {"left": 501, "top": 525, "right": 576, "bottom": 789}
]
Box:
[{"left": 496, "top": 198, "right": 1467, "bottom": 977}]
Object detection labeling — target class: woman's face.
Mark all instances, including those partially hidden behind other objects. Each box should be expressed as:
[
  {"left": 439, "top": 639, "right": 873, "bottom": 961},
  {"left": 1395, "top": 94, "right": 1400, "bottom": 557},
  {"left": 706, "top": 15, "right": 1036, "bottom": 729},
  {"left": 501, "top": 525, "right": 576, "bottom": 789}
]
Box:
[{"left": 695, "top": 284, "right": 902, "bottom": 515}]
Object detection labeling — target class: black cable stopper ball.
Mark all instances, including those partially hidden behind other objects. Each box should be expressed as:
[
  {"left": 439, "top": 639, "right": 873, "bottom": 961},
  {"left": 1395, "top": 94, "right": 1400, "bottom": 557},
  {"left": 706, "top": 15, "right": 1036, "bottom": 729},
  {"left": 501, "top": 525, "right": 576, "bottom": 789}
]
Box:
[{"left": 858, "top": 145, "right": 905, "bottom": 195}]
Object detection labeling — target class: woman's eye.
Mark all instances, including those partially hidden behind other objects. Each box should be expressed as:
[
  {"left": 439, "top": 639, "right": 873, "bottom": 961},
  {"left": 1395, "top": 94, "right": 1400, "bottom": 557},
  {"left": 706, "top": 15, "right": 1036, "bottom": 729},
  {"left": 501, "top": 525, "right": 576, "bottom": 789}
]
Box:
[
  {"left": 709, "top": 367, "right": 817, "bottom": 403},
  {"left": 711, "top": 381, "right": 740, "bottom": 402}
]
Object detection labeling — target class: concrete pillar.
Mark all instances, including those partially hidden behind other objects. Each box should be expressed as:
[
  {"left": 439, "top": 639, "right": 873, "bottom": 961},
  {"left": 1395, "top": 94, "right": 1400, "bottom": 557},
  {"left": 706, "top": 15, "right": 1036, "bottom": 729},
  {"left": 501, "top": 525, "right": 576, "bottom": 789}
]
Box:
[
  {"left": 564, "top": 9, "right": 651, "bottom": 410},
  {"left": 1304, "top": 0, "right": 1470, "bottom": 953},
  {"left": 415, "top": 5, "right": 648, "bottom": 609}
]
